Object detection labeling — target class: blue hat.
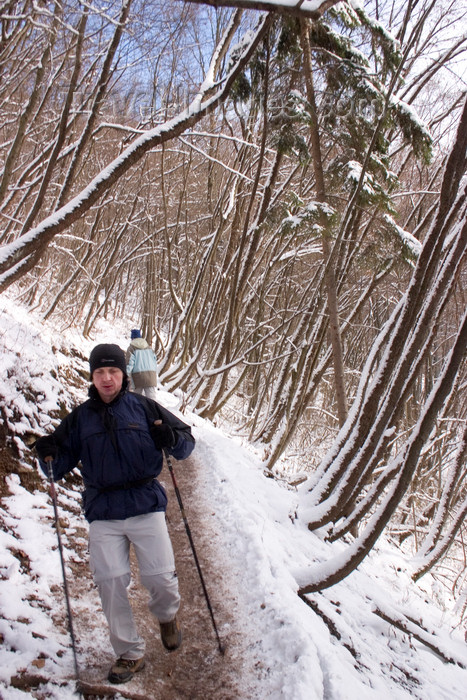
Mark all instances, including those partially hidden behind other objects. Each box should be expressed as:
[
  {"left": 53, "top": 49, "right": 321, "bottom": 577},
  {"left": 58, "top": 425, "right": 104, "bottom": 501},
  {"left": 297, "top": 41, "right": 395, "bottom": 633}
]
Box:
[{"left": 131, "top": 329, "right": 142, "bottom": 339}]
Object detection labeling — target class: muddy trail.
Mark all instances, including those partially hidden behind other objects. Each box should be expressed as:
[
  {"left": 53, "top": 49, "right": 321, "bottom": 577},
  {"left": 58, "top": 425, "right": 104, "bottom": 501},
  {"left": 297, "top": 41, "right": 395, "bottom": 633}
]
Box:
[{"left": 53, "top": 453, "right": 252, "bottom": 700}]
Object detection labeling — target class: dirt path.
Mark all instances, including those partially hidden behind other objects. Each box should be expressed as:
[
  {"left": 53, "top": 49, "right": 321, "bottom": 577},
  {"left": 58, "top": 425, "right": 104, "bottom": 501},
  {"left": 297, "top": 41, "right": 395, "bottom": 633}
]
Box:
[{"left": 69, "top": 454, "right": 250, "bottom": 700}]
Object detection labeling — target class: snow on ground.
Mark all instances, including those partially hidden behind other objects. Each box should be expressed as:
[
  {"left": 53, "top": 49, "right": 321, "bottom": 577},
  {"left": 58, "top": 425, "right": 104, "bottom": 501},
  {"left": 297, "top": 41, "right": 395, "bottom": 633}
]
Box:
[{"left": 1, "top": 292, "right": 467, "bottom": 699}]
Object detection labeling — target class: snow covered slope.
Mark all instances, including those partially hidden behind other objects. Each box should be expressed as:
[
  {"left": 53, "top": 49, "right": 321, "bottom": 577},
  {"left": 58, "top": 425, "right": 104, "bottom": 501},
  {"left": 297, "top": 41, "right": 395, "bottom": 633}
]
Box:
[{"left": 1, "top": 294, "right": 466, "bottom": 699}]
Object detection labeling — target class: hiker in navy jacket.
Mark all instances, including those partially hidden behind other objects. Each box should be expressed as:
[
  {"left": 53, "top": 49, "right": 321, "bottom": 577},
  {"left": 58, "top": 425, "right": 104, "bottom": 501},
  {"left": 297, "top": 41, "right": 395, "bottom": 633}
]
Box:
[{"left": 35, "top": 343, "right": 195, "bottom": 685}]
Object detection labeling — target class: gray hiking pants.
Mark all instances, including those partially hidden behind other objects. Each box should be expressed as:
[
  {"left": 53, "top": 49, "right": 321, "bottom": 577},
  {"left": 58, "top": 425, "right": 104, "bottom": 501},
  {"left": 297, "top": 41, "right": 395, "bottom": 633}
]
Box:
[
  {"left": 89, "top": 512, "right": 180, "bottom": 659},
  {"left": 133, "top": 385, "right": 158, "bottom": 401}
]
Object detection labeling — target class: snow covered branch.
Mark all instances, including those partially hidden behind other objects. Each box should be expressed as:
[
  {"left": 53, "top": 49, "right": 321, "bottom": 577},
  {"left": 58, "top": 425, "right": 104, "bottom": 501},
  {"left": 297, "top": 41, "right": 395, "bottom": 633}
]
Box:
[
  {"left": 0, "top": 11, "right": 271, "bottom": 292},
  {"left": 372, "top": 603, "right": 467, "bottom": 668},
  {"left": 182, "top": 0, "right": 344, "bottom": 20}
]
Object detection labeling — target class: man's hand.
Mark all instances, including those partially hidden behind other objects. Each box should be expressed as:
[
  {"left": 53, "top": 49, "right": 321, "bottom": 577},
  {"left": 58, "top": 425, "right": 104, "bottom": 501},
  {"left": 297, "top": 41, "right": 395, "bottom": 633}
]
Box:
[
  {"left": 150, "top": 419, "right": 176, "bottom": 450},
  {"left": 35, "top": 435, "right": 57, "bottom": 462}
]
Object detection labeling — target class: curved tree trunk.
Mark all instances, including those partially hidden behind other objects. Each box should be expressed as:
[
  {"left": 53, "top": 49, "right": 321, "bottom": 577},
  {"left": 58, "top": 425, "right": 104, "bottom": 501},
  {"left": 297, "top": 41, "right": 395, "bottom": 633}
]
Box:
[{"left": 299, "top": 306, "right": 467, "bottom": 593}]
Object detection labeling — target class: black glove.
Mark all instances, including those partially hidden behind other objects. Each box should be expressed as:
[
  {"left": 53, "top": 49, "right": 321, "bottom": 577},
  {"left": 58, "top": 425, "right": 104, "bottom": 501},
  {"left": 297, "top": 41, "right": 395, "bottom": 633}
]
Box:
[
  {"left": 150, "top": 422, "right": 176, "bottom": 450},
  {"left": 35, "top": 435, "right": 58, "bottom": 462}
]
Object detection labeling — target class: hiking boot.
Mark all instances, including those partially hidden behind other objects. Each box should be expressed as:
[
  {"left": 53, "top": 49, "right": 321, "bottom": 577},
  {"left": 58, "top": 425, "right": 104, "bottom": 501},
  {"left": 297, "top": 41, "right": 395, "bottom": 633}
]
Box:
[
  {"left": 160, "top": 617, "right": 182, "bottom": 651},
  {"left": 107, "top": 657, "right": 145, "bottom": 684}
]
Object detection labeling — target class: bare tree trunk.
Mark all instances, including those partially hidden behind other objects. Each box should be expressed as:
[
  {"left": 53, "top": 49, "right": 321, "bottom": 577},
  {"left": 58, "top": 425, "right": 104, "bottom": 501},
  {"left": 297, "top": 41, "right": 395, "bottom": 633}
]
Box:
[
  {"left": 300, "top": 18, "right": 348, "bottom": 426},
  {"left": 56, "top": 0, "right": 133, "bottom": 208},
  {"left": 0, "top": 2, "right": 60, "bottom": 204},
  {"left": 299, "top": 306, "right": 467, "bottom": 593}
]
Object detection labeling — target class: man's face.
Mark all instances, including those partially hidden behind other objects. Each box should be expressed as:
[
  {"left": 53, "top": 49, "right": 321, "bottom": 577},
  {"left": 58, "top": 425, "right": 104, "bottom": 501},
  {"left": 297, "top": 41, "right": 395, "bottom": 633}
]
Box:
[{"left": 92, "top": 367, "right": 124, "bottom": 403}]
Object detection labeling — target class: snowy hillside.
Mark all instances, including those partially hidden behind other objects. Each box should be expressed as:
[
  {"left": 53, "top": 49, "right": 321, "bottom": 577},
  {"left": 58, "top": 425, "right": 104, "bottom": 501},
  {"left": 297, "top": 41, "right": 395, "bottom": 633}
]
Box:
[{"left": 1, "top": 292, "right": 466, "bottom": 700}]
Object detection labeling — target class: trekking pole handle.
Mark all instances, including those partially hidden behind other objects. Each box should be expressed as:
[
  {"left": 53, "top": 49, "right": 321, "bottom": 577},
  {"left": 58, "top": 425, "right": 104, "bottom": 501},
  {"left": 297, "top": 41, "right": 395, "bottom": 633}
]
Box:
[{"left": 45, "top": 456, "right": 57, "bottom": 501}]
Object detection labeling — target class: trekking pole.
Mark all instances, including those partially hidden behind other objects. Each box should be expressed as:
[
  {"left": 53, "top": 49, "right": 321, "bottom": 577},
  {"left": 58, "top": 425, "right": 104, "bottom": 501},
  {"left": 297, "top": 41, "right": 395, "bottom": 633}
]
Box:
[
  {"left": 163, "top": 449, "right": 225, "bottom": 655},
  {"left": 45, "top": 458, "right": 83, "bottom": 693}
]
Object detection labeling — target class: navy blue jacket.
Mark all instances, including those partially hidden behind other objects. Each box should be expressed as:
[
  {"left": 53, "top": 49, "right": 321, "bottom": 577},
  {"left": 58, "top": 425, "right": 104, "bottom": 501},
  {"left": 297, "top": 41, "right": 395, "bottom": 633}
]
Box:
[{"left": 37, "top": 387, "right": 195, "bottom": 523}]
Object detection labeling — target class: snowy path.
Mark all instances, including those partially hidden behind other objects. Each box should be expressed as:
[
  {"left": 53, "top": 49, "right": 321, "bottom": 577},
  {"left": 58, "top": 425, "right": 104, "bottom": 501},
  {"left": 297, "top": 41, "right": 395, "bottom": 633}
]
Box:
[
  {"left": 3, "top": 298, "right": 467, "bottom": 700},
  {"left": 3, "top": 428, "right": 467, "bottom": 699},
  {"left": 66, "top": 453, "right": 251, "bottom": 699}
]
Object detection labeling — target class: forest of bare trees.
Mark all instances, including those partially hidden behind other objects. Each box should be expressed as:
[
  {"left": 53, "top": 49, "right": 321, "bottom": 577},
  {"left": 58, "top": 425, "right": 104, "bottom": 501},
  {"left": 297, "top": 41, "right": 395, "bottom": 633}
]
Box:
[{"left": 0, "top": 0, "right": 466, "bottom": 597}]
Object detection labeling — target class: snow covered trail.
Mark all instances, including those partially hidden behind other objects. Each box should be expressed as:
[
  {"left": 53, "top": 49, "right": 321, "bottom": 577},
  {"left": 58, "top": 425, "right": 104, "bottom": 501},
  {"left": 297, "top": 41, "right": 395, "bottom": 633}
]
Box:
[
  {"left": 3, "top": 422, "right": 467, "bottom": 699},
  {"left": 2, "top": 294, "right": 467, "bottom": 699},
  {"left": 1, "top": 450, "right": 250, "bottom": 699},
  {"left": 69, "top": 452, "right": 250, "bottom": 699}
]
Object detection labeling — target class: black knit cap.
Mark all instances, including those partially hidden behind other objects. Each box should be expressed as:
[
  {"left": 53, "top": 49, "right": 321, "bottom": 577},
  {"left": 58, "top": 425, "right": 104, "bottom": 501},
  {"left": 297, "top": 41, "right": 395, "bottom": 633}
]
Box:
[{"left": 89, "top": 344, "right": 127, "bottom": 377}]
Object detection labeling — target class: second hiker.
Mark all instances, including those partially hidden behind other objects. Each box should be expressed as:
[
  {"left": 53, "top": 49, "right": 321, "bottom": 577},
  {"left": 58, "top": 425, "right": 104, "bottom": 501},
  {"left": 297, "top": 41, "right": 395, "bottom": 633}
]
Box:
[{"left": 126, "top": 328, "right": 159, "bottom": 400}]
